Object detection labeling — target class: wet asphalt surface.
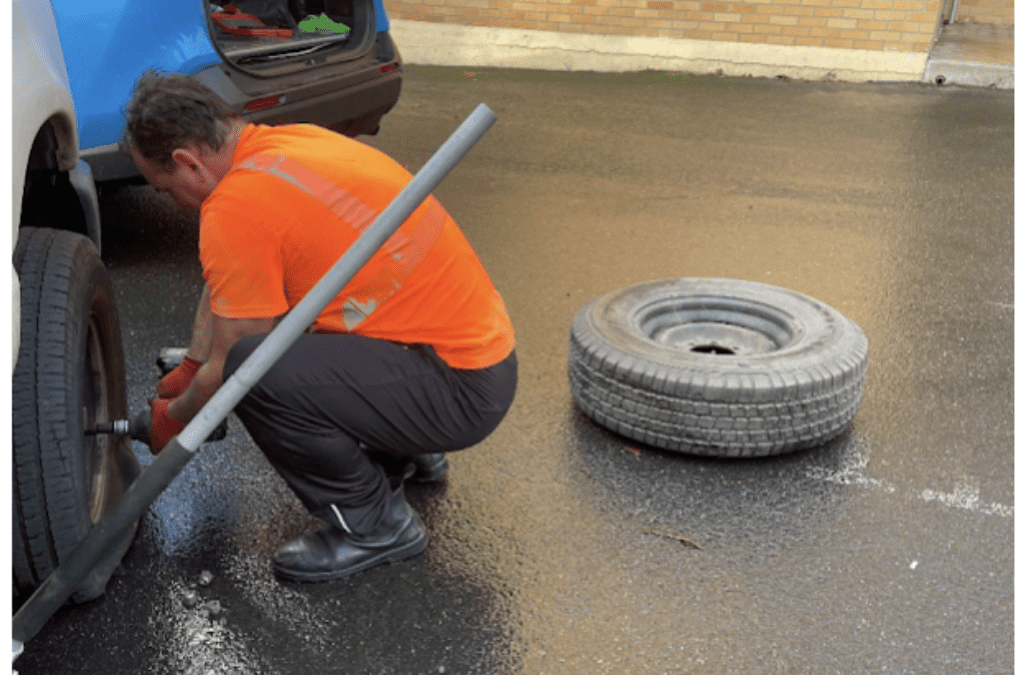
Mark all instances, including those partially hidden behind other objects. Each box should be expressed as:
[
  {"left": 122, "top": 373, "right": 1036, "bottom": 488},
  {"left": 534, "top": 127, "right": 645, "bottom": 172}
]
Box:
[{"left": 16, "top": 68, "right": 1013, "bottom": 674}]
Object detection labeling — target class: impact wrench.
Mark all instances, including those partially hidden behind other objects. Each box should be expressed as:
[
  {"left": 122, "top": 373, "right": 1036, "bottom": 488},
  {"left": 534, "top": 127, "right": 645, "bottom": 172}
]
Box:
[
  {"left": 86, "top": 418, "right": 147, "bottom": 440},
  {"left": 86, "top": 412, "right": 226, "bottom": 443}
]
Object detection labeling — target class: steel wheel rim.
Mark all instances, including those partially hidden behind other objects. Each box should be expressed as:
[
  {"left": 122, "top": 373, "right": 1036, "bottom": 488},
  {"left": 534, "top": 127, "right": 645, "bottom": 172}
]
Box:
[
  {"left": 82, "top": 311, "right": 112, "bottom": 524},
  {"left": 635, "top": 295, "right": 797, "bottom": 356}
]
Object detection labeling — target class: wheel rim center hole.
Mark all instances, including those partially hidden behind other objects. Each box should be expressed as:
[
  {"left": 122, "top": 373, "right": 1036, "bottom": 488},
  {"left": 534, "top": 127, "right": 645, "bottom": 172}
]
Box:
[{"left": 690, "top": 344, "right": 736, "bottom": 355}]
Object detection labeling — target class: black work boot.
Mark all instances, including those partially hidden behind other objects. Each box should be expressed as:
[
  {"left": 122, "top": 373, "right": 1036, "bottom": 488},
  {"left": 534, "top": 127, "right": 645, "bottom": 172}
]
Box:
[
  {"left": 272, "top": 482, "right": 428, "bottom": 582},
  {"left": 411, "top": 453, "right": 449, "bottom": 482},
  {"left": 364, "top": 448, "right": 449, "bottom": 483}
]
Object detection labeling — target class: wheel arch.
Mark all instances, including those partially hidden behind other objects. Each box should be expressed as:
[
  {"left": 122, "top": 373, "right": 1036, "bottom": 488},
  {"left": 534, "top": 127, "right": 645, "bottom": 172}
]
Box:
[{"left": 19, "top": 117, "right": 103, "bottom": 253}]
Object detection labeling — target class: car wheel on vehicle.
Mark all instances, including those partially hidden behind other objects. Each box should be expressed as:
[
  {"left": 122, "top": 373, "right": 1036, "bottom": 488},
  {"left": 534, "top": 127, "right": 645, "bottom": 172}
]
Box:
[
  {"left": 12, "top": 228, "right": 141, "bottom": 604},
  {"left": 568, "top": 278, "right": 869, "bottom": 458}
]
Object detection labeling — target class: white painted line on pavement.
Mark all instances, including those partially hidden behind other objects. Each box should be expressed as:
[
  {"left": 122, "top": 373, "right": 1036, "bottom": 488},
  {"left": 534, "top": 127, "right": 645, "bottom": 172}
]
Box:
[
  {"left": 804, "top": 448, "right": 1013, "bottom": 518},
  {"left": 919, "top": 483, "right": 1014, "bottom": 517},
  {"left": 804, "top": 446, "right": 896, "bottom": 494}
]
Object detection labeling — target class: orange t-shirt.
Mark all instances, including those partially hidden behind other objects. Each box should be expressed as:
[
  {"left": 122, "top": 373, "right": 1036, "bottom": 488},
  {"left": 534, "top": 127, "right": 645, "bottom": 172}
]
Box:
[{"left": 199, "top": 123, "right": 515, "bottom": 370}]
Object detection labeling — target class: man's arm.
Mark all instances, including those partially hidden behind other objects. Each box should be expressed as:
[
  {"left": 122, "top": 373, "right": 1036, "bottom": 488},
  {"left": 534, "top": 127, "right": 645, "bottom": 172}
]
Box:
[
  {"left": 167, "top": 313, "right": 279, "bottom": 424},
  {"left": 185, "top": 285, "right": 216, "bottom": 362},
  {"left": 156, "top": 285, "right": 216, "bottom": 398}
]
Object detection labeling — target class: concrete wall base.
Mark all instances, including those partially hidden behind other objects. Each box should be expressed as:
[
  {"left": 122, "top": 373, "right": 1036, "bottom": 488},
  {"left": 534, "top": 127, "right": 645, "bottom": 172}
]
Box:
[{"left": 390, "top": 20, "right": 929, "bottom": 82}]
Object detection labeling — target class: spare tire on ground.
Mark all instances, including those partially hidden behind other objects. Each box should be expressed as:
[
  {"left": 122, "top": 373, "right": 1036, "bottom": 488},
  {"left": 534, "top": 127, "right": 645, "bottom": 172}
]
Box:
[
  {"left": 568, "top": 278, "right": 869, "bottom": 458},
  {"left": 13, "top": 228, "right": 141, "bottom": 604}
]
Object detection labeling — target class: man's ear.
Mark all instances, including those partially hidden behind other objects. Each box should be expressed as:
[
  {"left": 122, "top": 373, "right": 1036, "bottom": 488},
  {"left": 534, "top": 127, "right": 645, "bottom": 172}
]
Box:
[{"left": 170, "top": 147, "right": 204, "bottom": 175}]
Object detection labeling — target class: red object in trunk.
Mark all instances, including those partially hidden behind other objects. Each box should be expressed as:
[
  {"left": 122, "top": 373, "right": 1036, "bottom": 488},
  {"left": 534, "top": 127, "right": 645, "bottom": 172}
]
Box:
[{"left": 212, "top": 6, "right": 292, "bottom": 39}]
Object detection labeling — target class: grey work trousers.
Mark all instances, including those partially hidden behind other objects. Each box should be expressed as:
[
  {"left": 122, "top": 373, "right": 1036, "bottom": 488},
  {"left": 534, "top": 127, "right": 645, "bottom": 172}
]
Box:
[{"left": 224, "top": 333, "right": 517, "bottom": 532}]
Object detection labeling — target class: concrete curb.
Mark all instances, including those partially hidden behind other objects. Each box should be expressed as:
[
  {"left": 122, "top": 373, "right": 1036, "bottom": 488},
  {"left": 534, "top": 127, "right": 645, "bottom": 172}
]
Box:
[
  {"left": 921, "top": 23, "right": 1014, "bottom": 89},
  {"left": 923, "top": 58, "right": 1013, "bottom": 88},
  {"left": 390, "top": 20, "right": 929, "bottom": 83}
]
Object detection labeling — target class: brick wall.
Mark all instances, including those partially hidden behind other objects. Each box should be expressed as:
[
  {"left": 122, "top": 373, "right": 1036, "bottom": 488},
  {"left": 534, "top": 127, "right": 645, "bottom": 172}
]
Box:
[
  {"left": 384, "top": 0, "right": 942, "bottom": 54},
  {"left": 956, "top": 0, "right": 1013, "bottom": 24}
]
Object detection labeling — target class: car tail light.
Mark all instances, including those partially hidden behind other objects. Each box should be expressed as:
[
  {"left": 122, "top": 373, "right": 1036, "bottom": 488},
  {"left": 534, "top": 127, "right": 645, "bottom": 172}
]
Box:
[
  {"left": 245, "top": 95, "right": 284, "bottom": 111},
  {"left": 380, "top": 63, "right": 398, "bottom": 74}
]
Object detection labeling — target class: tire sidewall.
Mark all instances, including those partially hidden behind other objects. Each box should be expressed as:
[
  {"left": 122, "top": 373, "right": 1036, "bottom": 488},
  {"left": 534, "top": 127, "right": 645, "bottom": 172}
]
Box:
[{"left": 578, "top": 278, "right": 866, "bottom": 394}]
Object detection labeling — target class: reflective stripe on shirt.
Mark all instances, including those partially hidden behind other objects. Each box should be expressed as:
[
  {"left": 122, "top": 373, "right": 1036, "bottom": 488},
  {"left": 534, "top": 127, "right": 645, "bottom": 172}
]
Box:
[{"left": 235, "top": 153, "right": 447, "bottom": 330}]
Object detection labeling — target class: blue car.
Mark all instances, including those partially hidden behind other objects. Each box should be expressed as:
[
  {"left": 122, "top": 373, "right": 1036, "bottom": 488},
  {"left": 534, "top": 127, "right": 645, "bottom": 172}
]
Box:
[{"left": 53, "top": 0, "right": 403, "bottom": 182}]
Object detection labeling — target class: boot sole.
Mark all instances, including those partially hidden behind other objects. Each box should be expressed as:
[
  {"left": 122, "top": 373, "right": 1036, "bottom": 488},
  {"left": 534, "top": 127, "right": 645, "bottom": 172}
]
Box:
[
  {"left": 411, "top": 456, "right": 449, "bottom": 483},
  {"left": 272, "top": 527, "right": 429, "bottom": 583}
]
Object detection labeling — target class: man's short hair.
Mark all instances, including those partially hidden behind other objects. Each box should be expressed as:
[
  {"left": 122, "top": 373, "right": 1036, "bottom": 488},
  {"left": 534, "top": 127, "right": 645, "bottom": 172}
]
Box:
[{"left": 122, "top": 69, "right": 237, "bottom": 169}]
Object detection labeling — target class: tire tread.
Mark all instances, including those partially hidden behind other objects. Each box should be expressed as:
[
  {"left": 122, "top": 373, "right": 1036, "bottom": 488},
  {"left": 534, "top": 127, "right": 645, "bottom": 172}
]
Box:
[
  {"left": 12, "top": 228, "right": 139, "bottom": 603},
  {"left": 568, "top": 279, "right": 868, "bottom": 458}
]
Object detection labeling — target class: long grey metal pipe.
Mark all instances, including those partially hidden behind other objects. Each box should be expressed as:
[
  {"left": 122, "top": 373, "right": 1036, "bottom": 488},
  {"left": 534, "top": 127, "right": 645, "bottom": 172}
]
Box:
[{"left": 12, "top": 103, "right": 498, "bottom": 648}]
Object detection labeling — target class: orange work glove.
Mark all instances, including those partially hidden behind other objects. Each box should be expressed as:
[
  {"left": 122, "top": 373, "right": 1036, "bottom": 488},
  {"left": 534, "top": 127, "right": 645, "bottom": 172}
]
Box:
[
  {"left": 157, "top": 357, "right": 202, "bottom": 399},
  {"left": 149, "top": 398, "right": 186, "bottom": 455}
]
